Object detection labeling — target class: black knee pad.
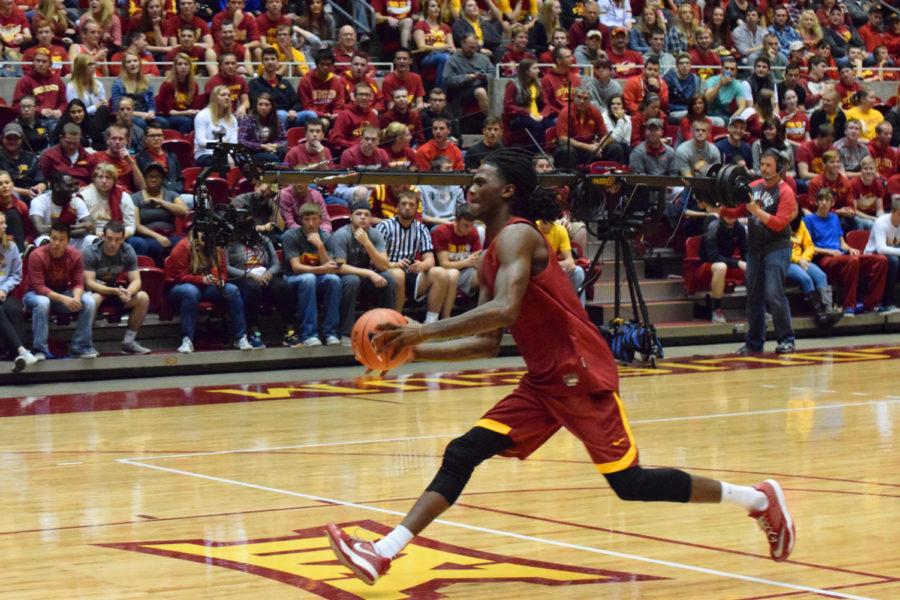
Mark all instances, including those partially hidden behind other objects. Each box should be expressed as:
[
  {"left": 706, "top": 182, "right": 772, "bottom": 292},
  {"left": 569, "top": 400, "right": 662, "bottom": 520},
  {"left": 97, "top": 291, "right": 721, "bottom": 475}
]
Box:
[
  {"left": 604, "top": 466, "right": 692, "bottom": 503},
  {"left": 425, "top": 426, "right": 513, "bottom": 505}
]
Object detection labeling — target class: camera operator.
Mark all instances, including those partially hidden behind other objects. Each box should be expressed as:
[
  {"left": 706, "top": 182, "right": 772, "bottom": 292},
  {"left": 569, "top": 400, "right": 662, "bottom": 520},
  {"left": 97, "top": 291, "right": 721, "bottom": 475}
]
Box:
[
  {"left": 231, "top": 179, "right": 283, "bottom": 247},
  {"left": 225, "top": 213, "right": 294, "bottom": 350},
  {"left": 738, "top": 149, "right": 798, "bottom": 355}
]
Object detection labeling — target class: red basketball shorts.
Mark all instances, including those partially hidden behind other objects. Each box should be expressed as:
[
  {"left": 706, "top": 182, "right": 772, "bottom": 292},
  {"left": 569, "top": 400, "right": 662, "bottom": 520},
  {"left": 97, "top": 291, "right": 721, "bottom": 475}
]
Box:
[{"left": 475, "top": 386, "right": 639, "bottom": 474}]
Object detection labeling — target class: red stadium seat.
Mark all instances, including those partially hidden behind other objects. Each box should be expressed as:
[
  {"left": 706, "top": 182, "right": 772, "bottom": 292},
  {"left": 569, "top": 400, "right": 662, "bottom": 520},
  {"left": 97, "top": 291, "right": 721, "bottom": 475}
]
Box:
[
  {"left": 182, "top": 166, "right": 201, "bottom": 192},
  {"left": 0, "top": 106, "right": 16, "bottom": 130},
  {"left": 162, "top": 139, "right": 195, "bottom": 168},
  {"left": 326, "top": 203, "right": 351, "bottom": 230},
  {"left": 681, "top": 235, "right": 745, "bottom": 295},
  {"left": 286, "top": 127, "right": 306, "bottom": 147},
  {"left": 161, "top": 129, "right": 184, "bottom": 141},
  {"left": 846, "top": 229, "right": 869, "bottom": 253},
  {"left": 136, "top": 255, "right": 156, "bottom": 268},
  {"left": 205, "top": 177, "right": 230, "bottom": 205}
]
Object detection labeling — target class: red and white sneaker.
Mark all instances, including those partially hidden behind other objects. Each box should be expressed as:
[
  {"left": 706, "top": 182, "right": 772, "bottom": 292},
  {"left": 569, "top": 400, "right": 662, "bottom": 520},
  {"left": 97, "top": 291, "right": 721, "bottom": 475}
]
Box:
[
  {"left": 749, "top": 479, "right": 796, "bottom": 562},
  {"left": 325, "top": 523, "right": 391, "bottom": 585}
]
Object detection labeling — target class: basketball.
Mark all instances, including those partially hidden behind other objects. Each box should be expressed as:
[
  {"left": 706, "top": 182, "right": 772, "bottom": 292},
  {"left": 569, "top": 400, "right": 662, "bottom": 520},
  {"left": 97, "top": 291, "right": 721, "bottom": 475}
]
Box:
[{"left": 351, "top": 308, "right": 413, "bottom": 371}]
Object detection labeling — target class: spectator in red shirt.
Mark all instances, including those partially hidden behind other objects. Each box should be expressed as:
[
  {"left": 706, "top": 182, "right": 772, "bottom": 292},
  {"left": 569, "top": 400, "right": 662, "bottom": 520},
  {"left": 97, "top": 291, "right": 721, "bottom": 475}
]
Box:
[
  {"left": 330, "top": 82, "right": 379, "bottom": 154},
  {"left": 415, "top": 117, "right": 464, "bottom": 171},
  {"left": 212, "top": 0, "right": 262, "bottom": 62},
  {"left": 382, "top": 122, "right": 418, "bottom": 170},
  {"left": 339, "top": 51, "right": 383, "bottom": 111},
  {"left": 297, "top": 48, "right": 347, "bottom": 130},
  {"left": 380, "top": 88, "right": 425, "bottom": 146},
  {"left": 607, "top": 26, "right": 643, "bottom": 78},
  {"left": 849, "top": 156, "right": 886, "bottom": 228},
  {"left": 204, "top": 52, "right": 250, "bottom": 117},
  {"left": 540, "top": 46, "right": 581, "bottom": 117},
  {"left": 213, "top": 21, "right": 251, "bottom": 76},
  {"left": 568, "top": 0, "right": 608, "bottom": 51},
  {"left": 23, "top": 21, "right": 69, "bottom": 77},
  {"left": 381, "top": 48, "right": 426, "bottom": 111},
  {"left": 154, "top": 52, "right": 203, "bottom": 134},
  {"left": 256, "top": 0, "right": 290, "bottom": 47},
  {"left": 334, "top": 126, "right": 390, "bottom": 207},
  {"left": 622, "top": 56, "right": 668, "bottom": 113},
  {"left": 109, "top": 31, "right": 161, "bottom": 77},
  {"left": 128, "top": 0, "right": 173, "bottom": 57},
  {"left": 554, "top": 85, "right": 620, "bottom": 169},
  {"left": 858, "top": 7, "right": 885, "bottom": 53},
  {"left": 834, "top": 65, "right": 862, "bottom": 109},
  {"left": 88, "top": 124, "right": 147, "bottom": 193},
  {"left": 806, "top": 150, "right": 853, "bottom": 217},
  {"left": 868, "top": 122, "right": 897, "bottom": 180},
  {"left": 432, "top": 202, "right": 482, "bottom": 301},
  {"left": 689, "top": 28, "right": 723, "bottom": 81},
  {"left": 163, "top": 0, "right": 212, "bottom": 49},
  {"left": 23, "top": 220, "right": 98, "bottom": 359},
  {"left": 164, "top": 26, "right": 217, "bottom": 76},
  {"left": 332, "top": 24, "right": 359, "bottom": 67},
  {"left": 13, "top": 51, "right": 66, "bottom": 130},
  {"left": 38, "top": 123, "right": 93, "bottom": 185},
  {"left": 0, "top": 0, "right": 32, "bottom": 49},
  {"left": 499, "top": 23, "right": 535, "bottom": 77},
  {"left": 503, "top": 58, "right": 553, "bottom": 147},
  {"left": 284, "top": 118, "right": 333, "bottom": 168},
  {"left": 796, "top": 123, "right": 835, "bottom": 191}
]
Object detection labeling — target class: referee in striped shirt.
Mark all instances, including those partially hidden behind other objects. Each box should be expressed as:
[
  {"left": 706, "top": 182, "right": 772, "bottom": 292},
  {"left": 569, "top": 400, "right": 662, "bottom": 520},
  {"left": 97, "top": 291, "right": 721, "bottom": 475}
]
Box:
[{"left": 376, "top": 190, "right": 458, "bottom": 323}]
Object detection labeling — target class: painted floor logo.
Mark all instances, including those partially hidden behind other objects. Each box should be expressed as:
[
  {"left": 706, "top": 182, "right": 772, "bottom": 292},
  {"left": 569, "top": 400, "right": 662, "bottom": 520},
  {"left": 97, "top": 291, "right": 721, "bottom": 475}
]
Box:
[{"left": 98, "top": 520, "right": 666, "bottom": 598}]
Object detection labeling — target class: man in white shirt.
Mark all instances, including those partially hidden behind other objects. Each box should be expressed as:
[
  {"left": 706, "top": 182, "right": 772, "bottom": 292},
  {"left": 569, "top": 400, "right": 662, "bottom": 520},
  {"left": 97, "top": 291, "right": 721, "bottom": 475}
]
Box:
[{"left": 864, "top": 196, "right": 900, "bottom": 312}]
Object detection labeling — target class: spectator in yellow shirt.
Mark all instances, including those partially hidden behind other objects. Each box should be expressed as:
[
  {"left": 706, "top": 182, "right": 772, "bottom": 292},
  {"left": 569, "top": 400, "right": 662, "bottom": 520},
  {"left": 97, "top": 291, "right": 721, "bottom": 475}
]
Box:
[{"left": 537, "top": 218, "right": 585, "bottom": 305}]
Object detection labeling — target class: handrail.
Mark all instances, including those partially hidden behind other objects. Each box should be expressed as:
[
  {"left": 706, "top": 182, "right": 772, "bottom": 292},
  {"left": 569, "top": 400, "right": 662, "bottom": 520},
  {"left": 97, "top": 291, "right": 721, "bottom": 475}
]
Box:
[{"left": 323, "top": 0, "right": 373, "bottom": 36}]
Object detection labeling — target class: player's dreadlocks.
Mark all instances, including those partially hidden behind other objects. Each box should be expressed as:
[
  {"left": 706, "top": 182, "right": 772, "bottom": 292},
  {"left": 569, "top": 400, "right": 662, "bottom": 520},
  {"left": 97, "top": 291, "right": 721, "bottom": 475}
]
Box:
[{"left": 481, "top": 148, "right": 560, "bottom": 223}]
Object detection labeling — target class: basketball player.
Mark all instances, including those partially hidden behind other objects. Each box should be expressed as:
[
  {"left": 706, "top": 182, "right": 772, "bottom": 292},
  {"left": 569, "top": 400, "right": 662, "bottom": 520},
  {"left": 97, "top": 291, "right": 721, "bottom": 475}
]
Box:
[{"left": 325, "top": 149, "right": 795, "bottom": 585}]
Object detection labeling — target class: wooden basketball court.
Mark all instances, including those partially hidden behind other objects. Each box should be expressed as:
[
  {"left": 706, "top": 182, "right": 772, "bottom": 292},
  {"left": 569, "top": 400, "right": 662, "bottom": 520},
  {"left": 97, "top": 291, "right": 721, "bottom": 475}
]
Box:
[{"left": 1, "top": 343, "right": 898, "bottom": 599}]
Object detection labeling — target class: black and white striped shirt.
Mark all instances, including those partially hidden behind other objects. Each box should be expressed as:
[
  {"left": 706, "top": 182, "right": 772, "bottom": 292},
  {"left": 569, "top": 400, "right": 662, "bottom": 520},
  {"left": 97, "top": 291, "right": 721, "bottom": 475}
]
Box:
[{"left": 375, "top": 217, "right": 434, "bottom": 262}]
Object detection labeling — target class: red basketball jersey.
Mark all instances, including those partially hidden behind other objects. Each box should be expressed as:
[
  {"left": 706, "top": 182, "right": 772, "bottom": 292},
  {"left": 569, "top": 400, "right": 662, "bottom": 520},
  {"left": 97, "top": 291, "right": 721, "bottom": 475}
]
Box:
[{"left": 480, "top": 217, "right": 619, "bottom": 395}]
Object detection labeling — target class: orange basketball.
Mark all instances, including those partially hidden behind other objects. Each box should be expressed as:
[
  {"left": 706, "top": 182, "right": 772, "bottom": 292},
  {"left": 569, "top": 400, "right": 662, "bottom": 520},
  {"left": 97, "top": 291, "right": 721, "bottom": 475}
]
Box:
[{"left": 350, "top": 308, "right": 413, "bottom": 371}]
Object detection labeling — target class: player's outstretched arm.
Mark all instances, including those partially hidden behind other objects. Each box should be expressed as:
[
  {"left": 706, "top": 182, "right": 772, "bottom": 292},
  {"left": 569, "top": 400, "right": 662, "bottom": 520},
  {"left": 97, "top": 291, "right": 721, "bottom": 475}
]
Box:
[{"left": 375, "top": 223, "right": 538, "bottom": 358}]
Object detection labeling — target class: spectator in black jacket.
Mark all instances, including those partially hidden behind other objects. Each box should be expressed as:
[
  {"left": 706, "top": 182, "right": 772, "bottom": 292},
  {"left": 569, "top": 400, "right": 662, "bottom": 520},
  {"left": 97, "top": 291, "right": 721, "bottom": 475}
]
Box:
[
  {"left": 700, "top": 210, "right": 748, "bottom": 323},
  {"left": 249, "top": 47, "right": 318, "bottom": 131}
]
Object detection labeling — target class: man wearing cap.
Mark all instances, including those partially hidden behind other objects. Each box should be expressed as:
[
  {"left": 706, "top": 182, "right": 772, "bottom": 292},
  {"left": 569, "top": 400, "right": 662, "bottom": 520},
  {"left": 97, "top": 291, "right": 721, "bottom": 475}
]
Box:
[
  {"left": 703, "top": 55, "right": 751, "bottom": 123},
  {"left": 768, "top": 5, "right": 802, "bottom": 56},
  {"left": 567, "top": 1, "right": 609, "bottom": 51},
  {"left": 786, "top": 42, "right": 808, "bottom": 72},
  {"left": 12, "top": 50, "right": 66, "bottom": 131},
  {"left": 623, "top": 56, "right": 668, "bottom": 113},
  {"left": 584, "top": 58, "right": 622, "bottom": 112},
  {"left": 0, "top": 123, "right": 45, "bottom": 201},
  {"left": 629, "top": 118, "right": 679, "bottom": 215},
  {"left": 607, "top": 26, "right": 643, "bottom": 78},
  {"left": 331, "top": 200, "right": 395, "bottom": 346},
  {"left": 716, "top": 116, "right": 753, "bottom": 172},
  {"left": 574, "top": 29, "right": 604, "bottom": 66}
]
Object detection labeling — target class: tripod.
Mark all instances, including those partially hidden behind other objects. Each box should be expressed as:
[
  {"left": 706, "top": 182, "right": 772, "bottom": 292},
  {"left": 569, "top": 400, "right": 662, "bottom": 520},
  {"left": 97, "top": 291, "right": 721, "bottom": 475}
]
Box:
[{"left": 579, "top": 190, "right": 664, "bottom": 367}]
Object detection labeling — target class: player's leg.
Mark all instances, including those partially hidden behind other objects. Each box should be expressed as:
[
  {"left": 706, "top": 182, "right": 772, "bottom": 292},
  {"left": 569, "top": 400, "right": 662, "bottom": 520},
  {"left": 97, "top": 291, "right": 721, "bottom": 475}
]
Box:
[
  {"left": 326, "top": 389, "right": 557, "bottom": 584},
  {"left": 325, "top": 426, "right": 513, "bottom": 584},
  {"left": 563, "top": 391, "right": 795, "bottom": 562}
]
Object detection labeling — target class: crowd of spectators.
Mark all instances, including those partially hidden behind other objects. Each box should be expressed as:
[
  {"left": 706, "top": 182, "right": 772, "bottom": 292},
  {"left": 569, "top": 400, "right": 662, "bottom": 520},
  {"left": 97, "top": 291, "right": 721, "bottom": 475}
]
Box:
[{"left": 0, "top": 0, "right": 899, "bottom": 370}]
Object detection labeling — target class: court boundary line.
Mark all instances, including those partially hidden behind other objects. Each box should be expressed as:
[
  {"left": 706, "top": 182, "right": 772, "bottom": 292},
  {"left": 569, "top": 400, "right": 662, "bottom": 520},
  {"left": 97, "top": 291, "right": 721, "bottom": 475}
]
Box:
[
  {"left": 128, "top": 396, "right": 900, "bottom": 462},
  {"left": 117, "top": 457, "right": 874, "bottom": 600}
]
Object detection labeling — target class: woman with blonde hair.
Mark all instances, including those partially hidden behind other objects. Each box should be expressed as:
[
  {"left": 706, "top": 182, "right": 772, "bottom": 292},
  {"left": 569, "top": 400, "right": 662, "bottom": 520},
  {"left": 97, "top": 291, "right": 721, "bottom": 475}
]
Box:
[
  {"left": 36, "top": 0, "right": 76, "bottom": 44},
  {"left": 529, "top": 0, "right": 561, "bottom": 55},
  {"left": 66, "top": 54, "right": 108, "bottom": 116},
  {"left": 797, "top": 9, "right": 823, "bottom": 51},
  {"left": 629, "top": 4, "right": 666, "bottom": 53},
  {"left": 155, "top": 53, "right": 202, "bottom": 134},
  {"left": 68, "top": 19, "right": 109, "bottom": 76},
  {"left": 194, "top": 85, "right": 238, "bottom": 166},
  {"left": 382, "top": 122, "right": 417, "bottom": 170},
  {"left": 0, "top": 184, "right": 37, "bottom": 371},
  {"left": 78, "top": 0, "right": 122, "bottom": 48},
  {"left": 111, "top": 51, "right": 158, "bottom": 128}
]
